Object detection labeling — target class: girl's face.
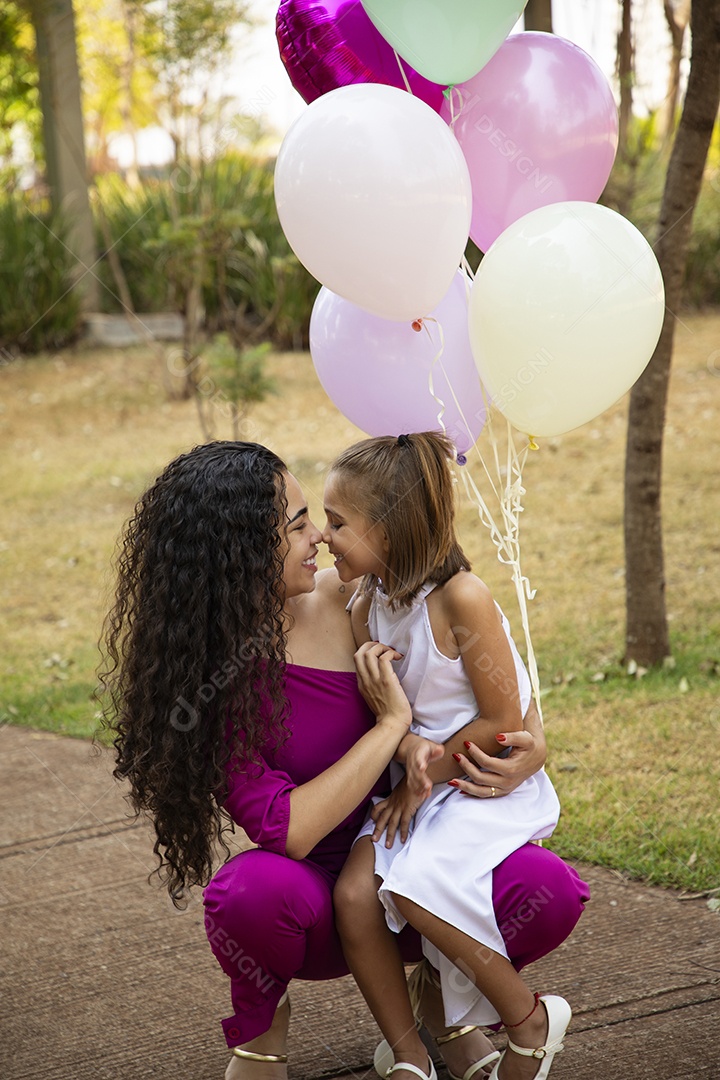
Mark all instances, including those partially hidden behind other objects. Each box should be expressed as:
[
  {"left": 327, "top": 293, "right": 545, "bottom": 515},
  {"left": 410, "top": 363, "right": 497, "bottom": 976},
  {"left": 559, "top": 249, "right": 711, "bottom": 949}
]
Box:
[
  {"left": 322, "top": 472, "right": 389, "bottom": 583},
  {"left": 280, "top": 473, "right": 323, "bottom": 599}
]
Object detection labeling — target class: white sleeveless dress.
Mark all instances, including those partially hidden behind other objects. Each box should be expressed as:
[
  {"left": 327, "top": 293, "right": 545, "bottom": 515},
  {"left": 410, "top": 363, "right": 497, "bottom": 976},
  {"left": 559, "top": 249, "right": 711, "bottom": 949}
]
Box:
[{"left": 354, "top": 581, "right": 560, "bottom": 1027}]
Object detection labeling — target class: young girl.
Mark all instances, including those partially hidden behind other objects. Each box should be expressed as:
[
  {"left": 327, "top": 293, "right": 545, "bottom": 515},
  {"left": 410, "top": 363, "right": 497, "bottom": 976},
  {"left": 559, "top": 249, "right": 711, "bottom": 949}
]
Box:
[{"left": 326, "top": 432, "right": 573, "bottom": 1080}]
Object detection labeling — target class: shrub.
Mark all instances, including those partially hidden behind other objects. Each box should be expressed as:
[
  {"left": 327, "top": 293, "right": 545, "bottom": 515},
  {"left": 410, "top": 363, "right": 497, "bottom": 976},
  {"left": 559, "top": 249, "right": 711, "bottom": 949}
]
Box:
[{"left": 0, "top": 194, "right": 82, "bottom": 354}]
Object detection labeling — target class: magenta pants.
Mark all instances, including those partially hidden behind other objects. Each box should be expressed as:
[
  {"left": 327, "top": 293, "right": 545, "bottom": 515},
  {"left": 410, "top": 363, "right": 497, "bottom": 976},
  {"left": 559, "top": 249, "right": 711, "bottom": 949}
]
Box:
[{"left": 203, "top": 843, "right": 589, "bottom": 1047}]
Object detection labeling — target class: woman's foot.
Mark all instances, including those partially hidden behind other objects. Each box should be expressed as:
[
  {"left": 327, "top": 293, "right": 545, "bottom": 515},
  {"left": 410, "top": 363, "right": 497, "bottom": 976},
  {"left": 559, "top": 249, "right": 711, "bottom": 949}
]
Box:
[
  {"left": 415, "top": 964, "right": 499, "bottom": 1078},
  {"left": 225, "top": 993, "right": 290, "bottom": 1080},
  {"left": 387, "top": 1053, "right": 437, "bottom": 1080}
]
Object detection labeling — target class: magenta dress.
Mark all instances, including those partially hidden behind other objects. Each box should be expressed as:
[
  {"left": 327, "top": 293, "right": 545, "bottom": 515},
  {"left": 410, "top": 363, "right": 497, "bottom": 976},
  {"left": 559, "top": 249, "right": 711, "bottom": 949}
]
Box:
[{"left": 203, "top": 664, "right": 589, "bottom": 1048}]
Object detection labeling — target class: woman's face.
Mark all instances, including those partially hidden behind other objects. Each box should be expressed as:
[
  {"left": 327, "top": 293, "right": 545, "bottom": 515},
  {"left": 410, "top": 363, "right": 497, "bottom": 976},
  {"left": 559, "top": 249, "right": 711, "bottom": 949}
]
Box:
[
  {"left": 322, "top": 472, "right": 389, "bottom": 584},
  {"left": 281, "top": 473, "right": 323, "bottom": 599}
]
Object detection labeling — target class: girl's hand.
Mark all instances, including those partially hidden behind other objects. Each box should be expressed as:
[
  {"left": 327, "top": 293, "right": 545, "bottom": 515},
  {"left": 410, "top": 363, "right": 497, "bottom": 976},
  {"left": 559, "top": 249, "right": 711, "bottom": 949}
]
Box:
[
  {"left": 404, "top": 736, "right": 444, "bottom": 802},
  {"left": 354, "top": 641, "right": 412, "bottom": 733},
  {"left": 449, "top": 702, "right": 547, "bottom": 798},
  {"left": 370, "top": 775, "right": 428, "bottom": 846}
]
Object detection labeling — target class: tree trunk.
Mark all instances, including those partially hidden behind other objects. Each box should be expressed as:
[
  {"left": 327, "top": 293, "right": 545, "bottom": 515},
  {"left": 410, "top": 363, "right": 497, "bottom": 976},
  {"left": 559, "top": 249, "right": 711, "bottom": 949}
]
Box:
[
  {"left": 30, "top": 0, "right": 99, "bottom": 311},
  {"left": 524, "top": 0, "right": 553, "bottom": 32},
  {"left": 624, "top": 0, "right": 720, "bottom": 666},
  {"left": 657, "top": 0, "right": 692, "bottom": 143},
  {"left": 616, "top": 0, "right": 634, "bottom": 160}
]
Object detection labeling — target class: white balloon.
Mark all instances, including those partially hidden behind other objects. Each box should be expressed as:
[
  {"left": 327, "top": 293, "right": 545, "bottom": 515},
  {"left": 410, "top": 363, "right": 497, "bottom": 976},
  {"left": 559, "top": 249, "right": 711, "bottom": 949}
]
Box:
[
  {"left": 468, "top": 202, "right": 665, "bottom": 437},
  {"left": 274, "top": 83, "right": 472, "bottom": 321}
]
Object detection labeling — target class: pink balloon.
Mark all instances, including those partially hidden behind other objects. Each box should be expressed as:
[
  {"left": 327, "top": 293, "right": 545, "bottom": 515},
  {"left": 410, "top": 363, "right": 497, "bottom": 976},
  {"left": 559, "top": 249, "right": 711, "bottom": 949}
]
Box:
[
  {"left": 309, "top": 271, "right": 486, "bottom": 455},
  {"left": 276, "top": 0, "right": 444, "bottom": 112},
  {"left": 441, "top": 32, "right": 619, "bottom": 252}
]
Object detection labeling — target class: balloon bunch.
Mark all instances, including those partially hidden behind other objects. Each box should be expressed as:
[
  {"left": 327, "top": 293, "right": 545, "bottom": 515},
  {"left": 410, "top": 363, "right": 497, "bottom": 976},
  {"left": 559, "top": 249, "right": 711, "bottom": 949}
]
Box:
[{"left": 274, "top": 1, "right": 665, "bottom": 443}]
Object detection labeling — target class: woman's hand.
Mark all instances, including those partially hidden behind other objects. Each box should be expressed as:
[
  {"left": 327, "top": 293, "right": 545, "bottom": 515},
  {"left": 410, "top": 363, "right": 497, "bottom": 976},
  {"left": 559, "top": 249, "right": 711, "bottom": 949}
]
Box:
[
  {"left": 354, "top": 641, "right": 412, "bottom": 734},
  {"left": 449, "top": 700, "right": 547, "bottom": 798},
  {"left": 370, "top": 774, "right": 429, "bottom": 846}
]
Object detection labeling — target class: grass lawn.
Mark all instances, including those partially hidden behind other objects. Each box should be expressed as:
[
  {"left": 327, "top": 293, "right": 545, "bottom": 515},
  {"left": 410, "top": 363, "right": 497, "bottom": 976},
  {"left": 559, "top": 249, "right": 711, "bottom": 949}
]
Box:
[{"left": 1, "top": 313, "right": 719, "bottom": 893}]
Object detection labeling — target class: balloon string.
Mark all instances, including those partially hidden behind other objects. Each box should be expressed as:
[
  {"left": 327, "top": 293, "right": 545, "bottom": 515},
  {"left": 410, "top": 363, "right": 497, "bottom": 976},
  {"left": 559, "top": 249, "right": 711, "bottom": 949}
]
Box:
[
  {"left": 421, "top": 316, "right": 448, "bottom": 439},
  {"left": 447, "top": 85, "right": 463, "bottom": 129},
  {"left": 432, "top": 353, "right": 544, "bottom": 722},
  {"left": 393, "top": 49, "right": 413, "bottom": 95},
  {"left": 458, "top": 428, "right": 544, "bottom": 724}
]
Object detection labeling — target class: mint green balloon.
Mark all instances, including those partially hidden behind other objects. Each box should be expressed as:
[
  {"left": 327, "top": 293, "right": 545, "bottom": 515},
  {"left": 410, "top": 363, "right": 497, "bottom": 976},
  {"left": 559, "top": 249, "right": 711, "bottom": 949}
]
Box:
[{"left": 361, "top": 0, "right": 528, "bottom": 86}]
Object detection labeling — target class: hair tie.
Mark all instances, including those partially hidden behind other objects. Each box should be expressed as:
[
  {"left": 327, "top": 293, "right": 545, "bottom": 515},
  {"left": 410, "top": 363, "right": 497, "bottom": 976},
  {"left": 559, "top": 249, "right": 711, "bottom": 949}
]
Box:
[{"left": 396, "top": 434, "right": 411, "bottom": 448}]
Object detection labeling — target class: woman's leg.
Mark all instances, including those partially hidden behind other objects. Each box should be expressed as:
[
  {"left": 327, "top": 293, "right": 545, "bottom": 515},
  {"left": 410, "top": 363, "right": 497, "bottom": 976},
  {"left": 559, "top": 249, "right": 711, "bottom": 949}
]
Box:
[
  {"left": 493, "top": 844, "right": 590, "bottom": 972},
  {"left": 334, "top": 837, "right": 432, "bottom": 1078},
  {"left": 203, "top": 848, "right": 349, "bottom": 1053}
]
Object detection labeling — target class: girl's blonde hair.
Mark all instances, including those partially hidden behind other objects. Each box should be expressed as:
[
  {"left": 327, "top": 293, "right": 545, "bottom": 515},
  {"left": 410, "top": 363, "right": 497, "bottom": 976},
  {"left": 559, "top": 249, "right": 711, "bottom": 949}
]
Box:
[{"left": 329, "top": 431, "right": 470, "bottom": 606}]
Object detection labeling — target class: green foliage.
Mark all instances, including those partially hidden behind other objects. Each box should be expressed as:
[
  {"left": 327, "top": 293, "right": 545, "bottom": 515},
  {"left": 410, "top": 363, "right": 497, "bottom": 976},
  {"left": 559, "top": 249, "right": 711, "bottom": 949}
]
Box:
[
  {"left": 203, "top": 335, "right": 276, "bottom": 411},
  {"left": 600, "top": 114, "right": 720, "bottom": 307},
  {"left": 0, "top": 3, "right": 42, "bottom": 179},
  {"left": 0, "top": 194, "right": 82, "bottom": 354},
  {"left": 95, "top": 155, "right": 319, "bottom": 348}
]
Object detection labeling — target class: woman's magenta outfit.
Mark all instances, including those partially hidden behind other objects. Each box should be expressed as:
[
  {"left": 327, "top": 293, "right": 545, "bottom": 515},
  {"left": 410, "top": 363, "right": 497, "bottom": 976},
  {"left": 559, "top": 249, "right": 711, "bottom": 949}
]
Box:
[{"left": 203, "top": 665, "right": 589, "bottom": 1048}]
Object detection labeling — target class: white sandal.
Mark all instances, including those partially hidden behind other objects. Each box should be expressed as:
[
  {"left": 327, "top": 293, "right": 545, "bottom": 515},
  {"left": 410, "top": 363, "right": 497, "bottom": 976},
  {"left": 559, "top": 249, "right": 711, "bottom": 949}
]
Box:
[
  {"left": 488, "top": 995, "right": 571, "bottom": 1080},
  {"left": 384, "top": 1059, "right": 438, "bottom": 1080}
]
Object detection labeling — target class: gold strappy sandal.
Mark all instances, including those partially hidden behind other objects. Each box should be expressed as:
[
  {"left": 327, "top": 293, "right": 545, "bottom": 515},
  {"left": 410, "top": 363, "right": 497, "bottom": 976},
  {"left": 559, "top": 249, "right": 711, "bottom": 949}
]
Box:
[
  {"left": 374, "top": 961, "right": 500, "bottom": 1080},
  {"left": 231, "top": 1049, "right": 288, "bottom": 1063},
  {"left": 230, "top": 991, "right": 290, "bottom": 1066}
]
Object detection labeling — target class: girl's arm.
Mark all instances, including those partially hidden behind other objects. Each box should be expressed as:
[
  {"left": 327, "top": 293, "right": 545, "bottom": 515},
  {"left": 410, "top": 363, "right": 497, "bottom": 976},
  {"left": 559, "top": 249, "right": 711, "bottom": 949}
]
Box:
[
  {"left": 397, "top": 699, "right": 547, "bottom": 787},
  {"left": 285, "top": 642, "right": 411, "bottom": 859},
  {"left": 401, "top": 573, "right": 526, "bottom": 785}
]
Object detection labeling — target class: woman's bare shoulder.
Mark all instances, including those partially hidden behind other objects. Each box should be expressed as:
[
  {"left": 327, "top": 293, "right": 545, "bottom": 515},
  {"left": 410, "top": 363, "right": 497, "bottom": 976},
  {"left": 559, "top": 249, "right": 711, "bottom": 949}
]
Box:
[{"left": 315, "top": 566, "right": 358, "bottom": 605}]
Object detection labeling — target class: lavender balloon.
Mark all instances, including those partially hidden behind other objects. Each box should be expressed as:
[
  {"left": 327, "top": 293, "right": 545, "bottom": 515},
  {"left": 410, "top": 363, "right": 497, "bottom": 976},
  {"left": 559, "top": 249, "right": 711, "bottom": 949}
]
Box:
[
  {"left": 441, "top": 32, "right": 619, "bottom": 252},
  {"left": 310, "top": 271, "right": 486, "bottom": 454},
  {"left": 276, "top": 0, "right": 443, "bottom": 111}
]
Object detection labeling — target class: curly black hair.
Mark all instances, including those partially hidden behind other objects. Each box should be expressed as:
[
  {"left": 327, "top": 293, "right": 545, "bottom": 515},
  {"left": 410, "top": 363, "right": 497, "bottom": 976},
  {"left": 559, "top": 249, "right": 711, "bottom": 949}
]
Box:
[{"left": 98, "top": 442, "right": 290, "bottom": 904}]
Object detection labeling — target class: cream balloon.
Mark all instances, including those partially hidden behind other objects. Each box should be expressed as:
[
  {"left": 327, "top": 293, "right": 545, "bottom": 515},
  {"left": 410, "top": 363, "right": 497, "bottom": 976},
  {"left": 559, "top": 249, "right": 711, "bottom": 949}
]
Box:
[
  {"left": 274, "top": 83, "right": 472, "bottom": 321},
  {"left": 468, "top": 202, "right": 665, "bottom": 437}
]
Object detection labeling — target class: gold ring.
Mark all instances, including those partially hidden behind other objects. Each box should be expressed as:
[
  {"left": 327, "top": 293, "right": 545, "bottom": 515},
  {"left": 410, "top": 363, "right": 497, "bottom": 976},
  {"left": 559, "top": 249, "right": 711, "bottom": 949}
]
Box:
[{"left": 491, "top": 787, "right": 496, "bottom": 798}]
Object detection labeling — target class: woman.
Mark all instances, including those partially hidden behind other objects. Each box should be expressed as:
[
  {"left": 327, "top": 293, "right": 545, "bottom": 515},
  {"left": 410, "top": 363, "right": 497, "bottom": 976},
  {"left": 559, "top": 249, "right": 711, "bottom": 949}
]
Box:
[{"left": 100, "top": 441, "right": 588, "bottom": 1080}]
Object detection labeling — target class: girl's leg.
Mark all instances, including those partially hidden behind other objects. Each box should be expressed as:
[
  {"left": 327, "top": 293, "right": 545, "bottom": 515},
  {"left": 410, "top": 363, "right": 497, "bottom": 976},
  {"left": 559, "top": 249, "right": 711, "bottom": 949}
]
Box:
[
  {"left": 393, "top": 896, "right": 562, "bottom": 1080},
  {"left": 408, "top": 847, "right": 588, "bottom": 1078},
  {"left": 203, "top": 847, "right": 350, "bottom": 1075},
  {"left": 334, "top": 837, "right": 432, "bottom": 1078}
]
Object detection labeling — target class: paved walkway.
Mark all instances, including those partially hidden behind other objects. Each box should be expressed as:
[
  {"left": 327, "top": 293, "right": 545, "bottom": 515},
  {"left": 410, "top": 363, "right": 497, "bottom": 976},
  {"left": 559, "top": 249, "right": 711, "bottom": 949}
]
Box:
[{"left": 1, "top": 724, "right": 718, "bottom": 1079}]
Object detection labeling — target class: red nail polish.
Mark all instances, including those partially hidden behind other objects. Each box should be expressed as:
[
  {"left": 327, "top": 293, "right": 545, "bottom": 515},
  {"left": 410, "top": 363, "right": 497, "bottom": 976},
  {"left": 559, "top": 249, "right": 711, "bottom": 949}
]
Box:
[
  {"left": 452, "top": 752, "right": 462, "bottom": 762},
  {"left": 463, "top": 741, "right": 472, "bottom": 750},
  {"left": 496, "top": 733, "right": 507, "bottom": 743},
  {"left": 447, "top": 779, "right": 460, "bottom": 787}
]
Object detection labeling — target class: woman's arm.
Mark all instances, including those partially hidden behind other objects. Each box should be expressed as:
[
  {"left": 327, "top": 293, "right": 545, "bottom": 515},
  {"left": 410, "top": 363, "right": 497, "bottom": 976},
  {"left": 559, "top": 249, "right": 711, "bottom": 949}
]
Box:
[
  {"left": 396, "top": 698, "right": 547, "bottom": 788},
  {"left": 285, "top": 642, "right": 411, "bottom": 859}
]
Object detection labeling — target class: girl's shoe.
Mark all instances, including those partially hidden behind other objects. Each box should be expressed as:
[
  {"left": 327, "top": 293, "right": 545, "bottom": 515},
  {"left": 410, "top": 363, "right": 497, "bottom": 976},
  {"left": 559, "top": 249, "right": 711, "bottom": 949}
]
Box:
[{"left": 488, "top": 995, "right": 571, "bottom": 1080}]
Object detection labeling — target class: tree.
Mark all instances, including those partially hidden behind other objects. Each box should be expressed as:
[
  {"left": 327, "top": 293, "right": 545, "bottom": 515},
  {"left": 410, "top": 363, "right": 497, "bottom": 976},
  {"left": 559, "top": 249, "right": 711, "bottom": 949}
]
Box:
[
  {"left": 0, "top": 4, "right": 42, "bottom": 180},
  {"left": 624, "top": 0, "right": 720, "bottom": 666},
  {"left": 524, "top": 0, "right": 553, "bottom": 32},
  {"left": 74, "top": 0, "right": 158, "bottom": 180},
  {"left": 616, "top": 0, "right": 634, "bottom": 161},
  {"left": 27, "top": 0, "right": 99, "bottom": 310},
  {"left": 657, "top": 0, "right": 692, "bottom": 143},
  {"left": 138, "top": 0, "right": 253, "bottom": 163}
]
